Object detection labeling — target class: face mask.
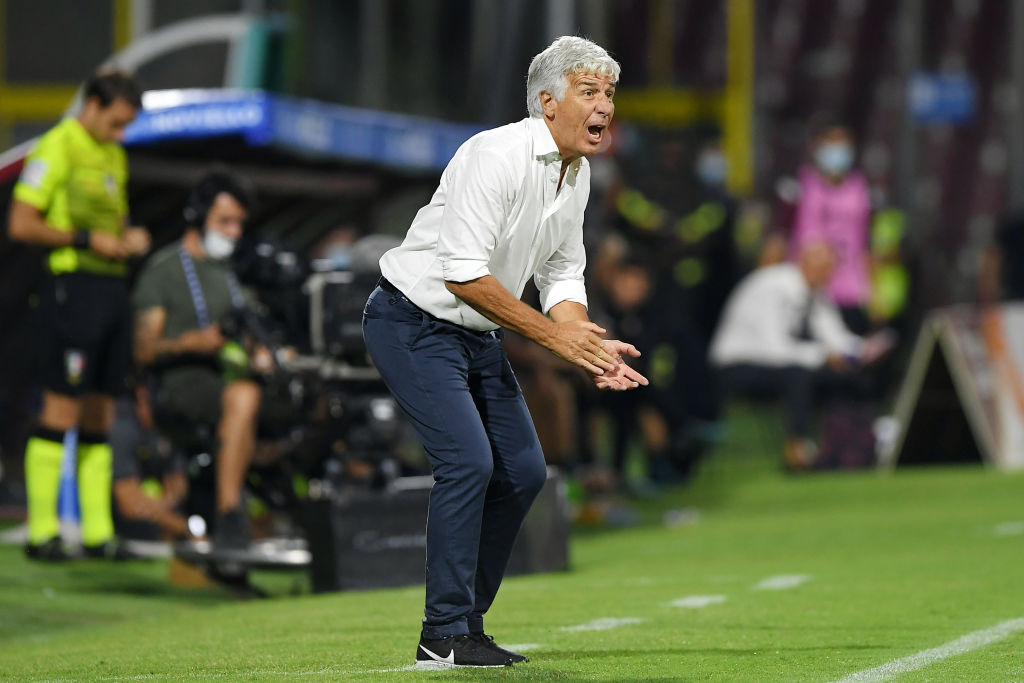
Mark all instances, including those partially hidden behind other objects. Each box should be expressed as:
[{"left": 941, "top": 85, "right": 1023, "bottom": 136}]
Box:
[
  {"left": 815, "top": 143, "right": 854, "bottom": 176},
  {"left": 203, "top": 230, "right": 237, "bottom": 260},
  {"left": 696, "top": 151, "right": 728, "bottom": 186},
  {"left": 326, "top": 245, "right": 352, "bottom": 269}
]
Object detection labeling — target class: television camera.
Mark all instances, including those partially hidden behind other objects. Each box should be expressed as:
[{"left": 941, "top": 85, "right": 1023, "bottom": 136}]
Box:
[{"left": 178, "top": 235, "right": 411, "bottom": 525}]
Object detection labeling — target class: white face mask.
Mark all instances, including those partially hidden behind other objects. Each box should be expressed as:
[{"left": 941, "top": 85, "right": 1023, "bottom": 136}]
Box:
[
  {"left": 696, "top": 151, "right": 728, "bottom": 186},
  {"left": 814, "top": 142, "right": 854, "bottom": 176},
  {"left": 202, "top": 230, "right": 236, "bottom": 260}
]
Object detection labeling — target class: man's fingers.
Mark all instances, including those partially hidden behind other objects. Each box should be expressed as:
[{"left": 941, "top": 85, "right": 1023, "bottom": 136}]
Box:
[
  {"left": 620, "top": 343, "right": 641, "bottom": 358},
  {"left": 604, "top": 340, "right": 641, "bottom": 358},
  {"left": 594, "top": 376, "right": 635, "bottom": 391},
  {"left": 622, "top": 365, "right": 650, "bottom": 386},
  {"left": 588, "top": 350, "right": 615, "bottom": 371},
  {"left": 575, "top": 358, "right": 607, "bottom": 375},
  {"left": 587, "top": 340, "right": 617, "bottom": 367},
  {"left": 580, "top": 322, "right": 607, "bottom": 335}
]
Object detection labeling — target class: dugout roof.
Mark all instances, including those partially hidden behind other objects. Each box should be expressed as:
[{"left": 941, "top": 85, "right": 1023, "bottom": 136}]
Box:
[{"left": 0, "top": 88, "right": 483, "bottom": 397}]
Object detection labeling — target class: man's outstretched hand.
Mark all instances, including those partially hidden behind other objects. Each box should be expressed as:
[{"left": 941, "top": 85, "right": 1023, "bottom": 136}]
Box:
[
  {"left": 592, "top": 340, "right": 649, "bottom": 391},
  {"left": 547, "top": 319, "right": 617, "bottom": 375}
]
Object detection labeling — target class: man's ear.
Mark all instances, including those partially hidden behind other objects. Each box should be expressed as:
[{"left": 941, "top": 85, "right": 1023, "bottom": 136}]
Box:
[
  {"left": 540, "top": 91, "right": 557, "bottom": 119},
  {"left": 80, "top": 96, "right": 100, "bottom": 120}
]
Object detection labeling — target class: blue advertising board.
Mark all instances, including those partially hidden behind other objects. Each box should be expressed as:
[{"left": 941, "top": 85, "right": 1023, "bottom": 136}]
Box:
[{"left": 123, "top": 89, "right": 484, "bottom": 171}]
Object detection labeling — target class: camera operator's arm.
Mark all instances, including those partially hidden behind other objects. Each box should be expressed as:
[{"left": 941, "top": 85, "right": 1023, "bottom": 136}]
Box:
[
  {"left": 133, "top": 306, "right": 226, "bottom": 367},
  {"left": 113, "top": 477, "right": 191, "bottom": 539}
]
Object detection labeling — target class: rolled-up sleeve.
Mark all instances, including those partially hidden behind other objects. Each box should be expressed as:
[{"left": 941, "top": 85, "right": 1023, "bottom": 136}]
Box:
[
  {"left": 812, "top": 300, "right": 863, "bottom": 357},
  {"left": 438, "top": 149, "right": 511, "bottom": 283},
  {"left": 535, "top": 215, "right": 588, "bottom": 314}
]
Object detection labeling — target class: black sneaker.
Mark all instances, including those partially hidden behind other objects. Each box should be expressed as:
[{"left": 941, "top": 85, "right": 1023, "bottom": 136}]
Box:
[
  {"left": 25, "top": 537, "right": 72, "bottom": 562},
  {"left": 213, "top": 507, "right": 250, "bottom": 550},
  {"left": 469, "top": 632, "right": 530, "bottom": 663},
  {"left": 205, "top": 565, "right": 268, "bottom": 599},
  {"left": 415, "top": 633, "right": 514, "bottom": 669}
]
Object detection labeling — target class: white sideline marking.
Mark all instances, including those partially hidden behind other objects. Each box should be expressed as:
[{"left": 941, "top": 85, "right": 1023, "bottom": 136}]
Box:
[
  {"left": 502, "top": 643, "right": 541, "bottom": 652},
  {"left": 669, "top": 595, "right": 727, "bottom": 608},
  {"left": 993, "top": 521, "right": 1024, "bottom": 537},
  {"left": 562, "top": 617, "right": 645, "bottom": 632},
  {"left": 831, "top": 618, "right": 1024, "bottom": 683},
  {"left": 754, "top": 574, "right": 812, "bottom": 591}
]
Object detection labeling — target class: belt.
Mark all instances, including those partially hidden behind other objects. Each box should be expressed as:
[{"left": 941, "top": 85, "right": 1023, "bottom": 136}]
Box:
[
  {"left": 378, "top": 276, "right": 402, "bottom": 296},
  {"left": 377, "top": 276, "right": 501, "bottom": 340}
]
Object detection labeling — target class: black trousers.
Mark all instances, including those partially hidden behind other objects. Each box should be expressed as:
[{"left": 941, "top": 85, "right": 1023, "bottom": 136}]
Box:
[
  {"left": 362, "top": 285, "right": 547, "bottom": 638},
  {"left": 717, "top": 363, "right": 868, "bottom": 437}
]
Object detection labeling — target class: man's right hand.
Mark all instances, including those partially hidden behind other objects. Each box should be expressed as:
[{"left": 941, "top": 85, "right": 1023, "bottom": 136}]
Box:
[
  {"left": 179, "top": 326, "right": 227, "bottom": 355},
  {"left": 826, "top": 352, "right": 851, "bottom": 373},
  {"left": 546, "top": 320, "right": 617, "bottom": 375}
]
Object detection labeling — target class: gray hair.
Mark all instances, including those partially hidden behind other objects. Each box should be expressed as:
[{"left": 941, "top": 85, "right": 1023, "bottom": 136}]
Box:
[{"left": 526, "top": 36, "right": 621, "bottom": 118}]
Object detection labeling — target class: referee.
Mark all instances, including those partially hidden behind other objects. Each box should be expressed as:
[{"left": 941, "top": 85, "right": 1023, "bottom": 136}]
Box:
[{"left": 8, "top": 71, "right": 150, "bottom": 560}]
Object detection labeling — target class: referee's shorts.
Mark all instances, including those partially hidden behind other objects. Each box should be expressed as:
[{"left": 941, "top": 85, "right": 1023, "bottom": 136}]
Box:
[{"left": 36, "top": 271, "right": 132, "bottom": 398}]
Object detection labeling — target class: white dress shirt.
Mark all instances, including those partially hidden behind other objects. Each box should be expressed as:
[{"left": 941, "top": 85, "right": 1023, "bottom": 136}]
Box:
[
  {"left": 709, "top": 263, "right": 862, "bottom": 368},
  {"left": 379, "top": 117, "right": 590, "bottom": 331}
]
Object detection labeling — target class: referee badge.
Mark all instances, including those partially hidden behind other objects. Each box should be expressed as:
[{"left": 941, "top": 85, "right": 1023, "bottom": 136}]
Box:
[
  {"left": 65, "top": 349, "right": 85, "bottom": 386},
  {"left": 21, "top": 160, "right": 47, "bottom": 188}
]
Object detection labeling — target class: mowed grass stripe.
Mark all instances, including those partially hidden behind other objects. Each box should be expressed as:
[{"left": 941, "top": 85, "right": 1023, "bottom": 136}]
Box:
[{"left": 1, "top": 461, "right": 1023, "bottom": 680}]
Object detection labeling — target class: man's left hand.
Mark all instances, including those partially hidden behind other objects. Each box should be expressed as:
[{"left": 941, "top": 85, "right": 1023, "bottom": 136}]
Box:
[{"left": 592, "top": 339, "right": 649, "bottom": 391}]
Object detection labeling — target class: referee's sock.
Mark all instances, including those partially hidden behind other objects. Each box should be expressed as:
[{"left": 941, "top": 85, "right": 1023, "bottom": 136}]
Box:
[
  {"left": 78, "top": 431, "right": 114, "bottom": 547},
  {"left": 24, "top": 428, "right": 65, "bottom": 545}
]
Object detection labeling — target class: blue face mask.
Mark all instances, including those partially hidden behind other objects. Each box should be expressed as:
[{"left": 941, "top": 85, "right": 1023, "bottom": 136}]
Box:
[
  {"left": 696, "top": 151, "right": 728, "bottom": 186},
  {"left": 815, "top": 143, "right": 854, "bottom": 176}
]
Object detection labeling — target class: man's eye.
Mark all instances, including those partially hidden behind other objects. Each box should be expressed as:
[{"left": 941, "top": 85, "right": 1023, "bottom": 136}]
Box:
[{"left": 584, "top": 90, "right": 593, "bottom": 96}]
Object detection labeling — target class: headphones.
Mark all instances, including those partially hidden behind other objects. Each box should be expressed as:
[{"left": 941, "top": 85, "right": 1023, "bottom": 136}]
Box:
[{"left": 183, "top": 172, "right": 249, "bottom": 228}]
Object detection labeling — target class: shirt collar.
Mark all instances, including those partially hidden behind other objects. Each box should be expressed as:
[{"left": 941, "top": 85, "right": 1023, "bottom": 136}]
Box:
[
  {"left": 528, "top": 116, "right": 560, "bottom": 162},
  {"left": 527, "top": 117, "right": 583, "bottom": 180}
]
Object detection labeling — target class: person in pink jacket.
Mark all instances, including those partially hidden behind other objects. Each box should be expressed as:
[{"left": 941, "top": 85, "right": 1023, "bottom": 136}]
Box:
[{"left": 790, "top": 124, "right": 872, "bottom": 334}]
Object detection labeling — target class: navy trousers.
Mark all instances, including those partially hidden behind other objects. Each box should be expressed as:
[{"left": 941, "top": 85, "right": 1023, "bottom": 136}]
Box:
[{"left": 362, "top": 285, "right": 547, "bottom": 638}]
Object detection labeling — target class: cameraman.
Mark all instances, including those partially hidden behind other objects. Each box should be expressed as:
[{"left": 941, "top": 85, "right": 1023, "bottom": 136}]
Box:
[{"left": 131, "top": 172, "right": 262, "bottom": 549}]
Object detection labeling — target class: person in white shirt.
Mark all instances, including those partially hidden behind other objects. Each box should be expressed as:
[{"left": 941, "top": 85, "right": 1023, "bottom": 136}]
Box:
[
  {"left": 709, "top": 242, "right": 890, "bottom": 469},
  {"left": 363, "top": 36, "right": 647, "bottom": 669}
]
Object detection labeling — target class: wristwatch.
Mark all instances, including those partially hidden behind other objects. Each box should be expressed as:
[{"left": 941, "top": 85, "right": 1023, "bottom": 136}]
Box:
[{"left": 72, "top": 230, "right": 90, "bottom": 250}]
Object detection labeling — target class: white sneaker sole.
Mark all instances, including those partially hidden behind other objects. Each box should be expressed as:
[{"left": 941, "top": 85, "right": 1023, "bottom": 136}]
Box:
[{"left": 413, "top": 660, "right": 507, "bottom": 669}]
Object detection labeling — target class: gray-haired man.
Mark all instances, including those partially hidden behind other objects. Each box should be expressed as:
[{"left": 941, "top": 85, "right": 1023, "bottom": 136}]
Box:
[{"left": 363, "top": 36, "right": 648, "bottom": 668}]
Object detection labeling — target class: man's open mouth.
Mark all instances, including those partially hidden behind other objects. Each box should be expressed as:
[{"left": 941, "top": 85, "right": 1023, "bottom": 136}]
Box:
[{"left": 587, "top": 124, "right": 605, "bottom": 142}]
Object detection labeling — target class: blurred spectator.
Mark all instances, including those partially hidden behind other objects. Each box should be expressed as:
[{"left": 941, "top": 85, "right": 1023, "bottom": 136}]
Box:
[
  {"left": 789, "top": 124, "right": 872, "bottom": 334},
  {"left": 7, "top": 71, "right": 150, "bottom": 561},
  {"left": 110, "top": 383, "right": 190, "bottom": 541},
  {"left": 677, "top": 135, "right": 744, "bottom": 339},
  {"left": 710, "top": 242, "right": 892, "bottom": 470},
  {"left": 980, "top": 211, "right": 1024, "bottom": 305},
  {"left": 587, "top": 244, "right": 717, "bottom": 486},
  {"left": 603, "top": 132, "right": 750, "bottom": 342},
  {"left": 867, "top": 209, "right": 911, "bottom": 328},
  {"left": 503, "top": 325, "right": 580, "bottom": 469},
  {"left": 310, "top": 225, "right": 359, "bottom": 270},
  {"left": 132, "top": 171, "right": 265, "bottom": 551}
]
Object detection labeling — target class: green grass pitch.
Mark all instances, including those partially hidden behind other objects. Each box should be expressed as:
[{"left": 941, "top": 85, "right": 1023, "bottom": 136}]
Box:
[{"left": 2, "top": 438, "right": 1023, "bottom": 681}]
